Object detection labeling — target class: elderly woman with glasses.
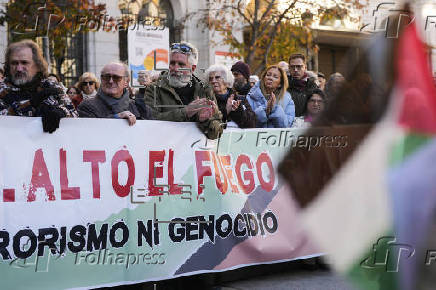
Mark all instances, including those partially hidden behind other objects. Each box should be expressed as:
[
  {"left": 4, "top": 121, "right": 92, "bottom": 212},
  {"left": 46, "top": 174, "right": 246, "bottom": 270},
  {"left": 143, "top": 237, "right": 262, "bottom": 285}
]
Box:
[
  {"left": 205, "top": 64, "right": 255, "bottom": 128},
  {"left": 77, "top": 72, "right": 100, "bottom": 100},
  {"left": 247, "top": 65, "right": 295, "bottom": 128}
]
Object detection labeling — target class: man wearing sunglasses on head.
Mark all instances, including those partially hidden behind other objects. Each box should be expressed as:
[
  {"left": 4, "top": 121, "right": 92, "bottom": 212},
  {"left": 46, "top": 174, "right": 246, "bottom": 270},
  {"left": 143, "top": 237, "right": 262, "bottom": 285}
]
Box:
[
  {"left": 77, "top": 62, "right": 152, "bottom": 125},
  {"left": 138, "top": 41, "right": 223, "bottom": 139}
]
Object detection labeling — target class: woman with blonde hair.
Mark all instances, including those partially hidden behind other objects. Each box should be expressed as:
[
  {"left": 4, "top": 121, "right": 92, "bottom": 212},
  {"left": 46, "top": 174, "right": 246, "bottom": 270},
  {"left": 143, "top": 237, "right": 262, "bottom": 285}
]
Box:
[
  {"left": 246, "top": 65, "right": 295, "bottom": 128},
  {"left": 77, "top": 72, "right": 100, "bottom": 100}
]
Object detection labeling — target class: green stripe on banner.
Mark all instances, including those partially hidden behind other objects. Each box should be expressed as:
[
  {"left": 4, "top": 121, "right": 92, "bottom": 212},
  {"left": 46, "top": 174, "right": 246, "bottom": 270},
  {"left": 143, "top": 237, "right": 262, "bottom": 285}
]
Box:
[
  {"left": 347, "top": 231, "right": 398, "bottom": 290},
  {"left": 390, "top": 133, "right": 432, "bottom": 166}
]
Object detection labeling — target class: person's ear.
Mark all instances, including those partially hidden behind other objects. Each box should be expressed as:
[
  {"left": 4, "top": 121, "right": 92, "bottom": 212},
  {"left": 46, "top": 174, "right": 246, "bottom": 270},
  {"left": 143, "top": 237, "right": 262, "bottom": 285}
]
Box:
[{"left": 191, "top": 64, "right": 196, "bottom": 73}]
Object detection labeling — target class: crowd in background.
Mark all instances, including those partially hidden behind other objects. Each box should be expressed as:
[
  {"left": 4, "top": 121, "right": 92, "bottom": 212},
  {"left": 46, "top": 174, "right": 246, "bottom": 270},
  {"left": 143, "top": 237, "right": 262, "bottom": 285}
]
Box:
[{"left": 0, "top": 39, "right": 346, "bottom": 137}]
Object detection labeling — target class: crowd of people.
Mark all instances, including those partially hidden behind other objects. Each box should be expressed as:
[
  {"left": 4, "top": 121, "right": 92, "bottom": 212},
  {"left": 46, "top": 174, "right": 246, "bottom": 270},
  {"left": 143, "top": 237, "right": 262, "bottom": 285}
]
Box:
[{"left": 0, "top": 39, "right": 345, "bottom": 138}]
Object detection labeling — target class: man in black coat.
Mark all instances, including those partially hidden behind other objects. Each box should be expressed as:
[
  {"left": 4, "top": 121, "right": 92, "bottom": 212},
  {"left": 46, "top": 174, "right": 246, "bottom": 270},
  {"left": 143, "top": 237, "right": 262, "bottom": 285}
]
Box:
[
  {"left": 287, "top": 53, "right": 318, "bottom": 117},
  {"left": 78, "top": 62, "right": 152, "bottom": 125}
]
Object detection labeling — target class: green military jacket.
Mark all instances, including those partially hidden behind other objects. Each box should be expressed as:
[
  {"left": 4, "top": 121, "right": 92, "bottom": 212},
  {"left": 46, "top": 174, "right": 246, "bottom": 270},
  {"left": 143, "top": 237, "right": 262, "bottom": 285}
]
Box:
[{"left": 142, "top": 73, "right": 223, "bottom": 139}]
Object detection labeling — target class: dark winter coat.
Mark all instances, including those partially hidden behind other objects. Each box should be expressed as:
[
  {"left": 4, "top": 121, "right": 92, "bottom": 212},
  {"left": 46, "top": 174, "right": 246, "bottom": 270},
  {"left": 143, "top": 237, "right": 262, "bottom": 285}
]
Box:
[
  {"left": 287, "top": 75, "right": 318, "bottom": 117},
  {"left": 140, "top": 72, "right": 223, "bottom": 139},
  {"left": 215, "top": 89, "right": 255, "bottom": 128},
  {"left": 0, "top": 77, "right": 77, "bottom": 117},
  {"left": 78, "top": 89, "right": 152, "bottom": 120}
]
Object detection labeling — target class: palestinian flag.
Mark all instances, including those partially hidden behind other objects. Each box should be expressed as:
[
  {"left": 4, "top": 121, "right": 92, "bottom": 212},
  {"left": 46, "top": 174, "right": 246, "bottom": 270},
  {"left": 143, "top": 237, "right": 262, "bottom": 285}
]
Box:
[{"left": 279, "top": 19, "right": 436, "bottom": 290}]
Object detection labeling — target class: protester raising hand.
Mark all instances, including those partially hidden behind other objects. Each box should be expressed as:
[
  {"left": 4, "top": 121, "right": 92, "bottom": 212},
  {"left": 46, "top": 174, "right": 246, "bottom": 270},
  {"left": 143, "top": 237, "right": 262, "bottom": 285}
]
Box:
[{"left": 226, "top": 94, "right": 242, "bottom": 115}]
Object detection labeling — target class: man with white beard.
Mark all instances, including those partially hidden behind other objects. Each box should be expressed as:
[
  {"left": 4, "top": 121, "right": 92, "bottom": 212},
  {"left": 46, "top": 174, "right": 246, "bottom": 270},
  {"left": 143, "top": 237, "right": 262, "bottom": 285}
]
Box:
[
  {"left": 0, "top": 40, "right": 77, "bottom": 133},
  {"left": 140, "top": 42, "right": 223, "bottom": 139}
]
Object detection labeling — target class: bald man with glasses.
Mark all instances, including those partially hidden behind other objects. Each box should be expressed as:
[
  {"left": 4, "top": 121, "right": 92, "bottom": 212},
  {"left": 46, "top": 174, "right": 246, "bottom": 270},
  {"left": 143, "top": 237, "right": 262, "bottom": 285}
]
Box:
[{"left": 77, "top": 62, "right": 152, "bottom": 125}]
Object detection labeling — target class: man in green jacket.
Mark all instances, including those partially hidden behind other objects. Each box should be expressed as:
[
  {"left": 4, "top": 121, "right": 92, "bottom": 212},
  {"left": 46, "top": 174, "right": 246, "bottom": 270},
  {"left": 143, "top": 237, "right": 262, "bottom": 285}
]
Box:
[{"left": 138, "top": 42, "right": 223, "bottom": 139}]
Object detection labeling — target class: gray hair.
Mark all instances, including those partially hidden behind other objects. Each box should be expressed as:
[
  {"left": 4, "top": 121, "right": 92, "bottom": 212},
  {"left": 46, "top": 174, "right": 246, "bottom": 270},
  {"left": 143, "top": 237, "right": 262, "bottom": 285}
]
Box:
[
  {"left": 170, "top": 41, "right": 198, "bottom": 66},
  {"left": 101, "top": 61, "right": 130, "bottom": 77},
  {"left": 205, "top": 64, "right": 234, "bottom": 88},
  {"left": 325, "top": 72, "right": 346, "bottom": 99},
  {"left": 306, "top": 70, "right": 317, "bottom": 79}
]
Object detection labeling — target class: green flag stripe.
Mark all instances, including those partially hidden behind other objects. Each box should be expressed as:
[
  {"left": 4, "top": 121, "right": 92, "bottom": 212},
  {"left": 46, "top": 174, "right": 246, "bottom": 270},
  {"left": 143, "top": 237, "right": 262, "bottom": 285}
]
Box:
[{"left": 390, "top": 134, "right": 432, "bottom": 167}]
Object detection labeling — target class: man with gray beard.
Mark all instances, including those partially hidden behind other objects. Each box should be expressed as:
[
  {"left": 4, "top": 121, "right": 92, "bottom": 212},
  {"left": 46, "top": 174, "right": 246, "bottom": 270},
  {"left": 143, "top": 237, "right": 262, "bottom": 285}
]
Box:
[
  {"left": 0, "top": 40, "right": 77, "bottom": 133},
  {"left": 140, "top": 42, "right": 223, "bottom": 139}
]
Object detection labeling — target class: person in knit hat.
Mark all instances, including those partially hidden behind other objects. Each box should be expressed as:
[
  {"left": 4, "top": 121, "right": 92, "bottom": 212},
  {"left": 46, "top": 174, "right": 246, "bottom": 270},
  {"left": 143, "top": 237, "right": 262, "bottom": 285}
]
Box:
[{"left": 231, "top": 61, "right": 252, "bottom": 95}]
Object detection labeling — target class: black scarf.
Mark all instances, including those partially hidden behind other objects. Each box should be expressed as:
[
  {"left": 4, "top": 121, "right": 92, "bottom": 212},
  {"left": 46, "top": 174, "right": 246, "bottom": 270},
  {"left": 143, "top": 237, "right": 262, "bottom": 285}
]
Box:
[
  {"left": 174, "top": 82, "right": 195, "bottom": 105},
  {"left": 215, "top": 89, "right": 231, "bottom": 104},
  {"left": 98, "top": 88, "right": 130, "bottom": 114},
  {"left": 235, "top": 82, "right": 251, "bottom": 95},
  {"left": 289, "top": 73, "right": 308, "bottom": 91}
]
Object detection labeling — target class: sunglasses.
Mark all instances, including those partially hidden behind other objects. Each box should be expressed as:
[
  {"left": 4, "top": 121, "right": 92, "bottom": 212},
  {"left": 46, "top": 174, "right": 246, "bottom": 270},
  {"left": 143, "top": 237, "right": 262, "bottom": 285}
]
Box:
[
  {"left": 170, "top": 43, "right": 193, "bottom": 53},
  {"left": 209, "top": 75, "right": 222, "bottom": 81},
  {"left": 101, "top": 74, "right": 124, "bottom": 83},
  {"left": 81, "top": 81, "right": 95, "bottom": 86}
]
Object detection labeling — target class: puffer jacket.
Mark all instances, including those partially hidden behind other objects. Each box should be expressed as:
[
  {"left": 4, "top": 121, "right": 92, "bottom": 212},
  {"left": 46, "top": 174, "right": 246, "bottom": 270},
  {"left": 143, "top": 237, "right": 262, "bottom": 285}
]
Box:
[
  {"left": 246, "top": 82, "right": 295, "bottom": 128},
  {"left": 140, "top": 72, "right": 223, "bottom": 139}
]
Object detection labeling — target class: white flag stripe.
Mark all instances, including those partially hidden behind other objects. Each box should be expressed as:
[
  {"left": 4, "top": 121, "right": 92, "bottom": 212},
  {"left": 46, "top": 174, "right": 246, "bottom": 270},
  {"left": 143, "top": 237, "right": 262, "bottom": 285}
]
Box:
[{"left": 301, "top": 118, "right": 403, "bottom": 273}]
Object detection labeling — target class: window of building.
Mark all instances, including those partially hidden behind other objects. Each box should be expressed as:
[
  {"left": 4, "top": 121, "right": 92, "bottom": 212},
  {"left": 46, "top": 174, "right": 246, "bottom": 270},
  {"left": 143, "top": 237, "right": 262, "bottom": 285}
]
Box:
[{"left": 118, "top": 0, "right": 178, "bottom": 62}]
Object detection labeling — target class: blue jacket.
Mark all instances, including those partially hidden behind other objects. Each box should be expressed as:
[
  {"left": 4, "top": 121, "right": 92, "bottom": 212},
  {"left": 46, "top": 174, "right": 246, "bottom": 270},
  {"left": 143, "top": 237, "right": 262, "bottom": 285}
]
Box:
[{"left": 246, "top": 82, "right": 295, "bottom": 128}]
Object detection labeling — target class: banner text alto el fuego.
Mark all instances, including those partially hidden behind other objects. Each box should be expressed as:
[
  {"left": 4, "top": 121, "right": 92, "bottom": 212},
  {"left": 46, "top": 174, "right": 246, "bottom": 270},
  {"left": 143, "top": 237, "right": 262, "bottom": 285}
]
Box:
[{"left": 1, "top": 147, "right": 276, "bottom": 203}]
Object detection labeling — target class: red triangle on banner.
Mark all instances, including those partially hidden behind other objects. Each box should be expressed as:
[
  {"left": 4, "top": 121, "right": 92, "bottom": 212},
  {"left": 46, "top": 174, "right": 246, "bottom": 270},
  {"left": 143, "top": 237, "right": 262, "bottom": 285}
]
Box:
[{"left": 397, "top": 23, "right": 436, "bottom": 134}]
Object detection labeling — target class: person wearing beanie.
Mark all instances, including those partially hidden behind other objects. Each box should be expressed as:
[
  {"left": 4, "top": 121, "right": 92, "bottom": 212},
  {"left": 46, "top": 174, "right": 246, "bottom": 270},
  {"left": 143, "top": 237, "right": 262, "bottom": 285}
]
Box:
[{"left": 231, "top": 61, "right": 252, "bottom": 96}]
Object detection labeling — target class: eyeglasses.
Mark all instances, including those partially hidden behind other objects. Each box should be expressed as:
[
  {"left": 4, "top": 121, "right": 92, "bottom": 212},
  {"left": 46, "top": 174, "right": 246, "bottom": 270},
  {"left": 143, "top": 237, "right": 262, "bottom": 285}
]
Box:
[
  {"left": 209, "top": 75, "right": 222, "bottom": 81},
  {"left": 170, "top": 43, "right": 193, "bottom": 53},
  {"left": 290, "top": 65, "right": 304, "bottom": 70},
  {"left": 309, "top": 99, "right": 324, "bottom": 104},
  {"left": 101, "top": 74, "right": 124, "bottom": 83},
  {"left": 81, "top": 81, "right": 95, "bottom": 86}
]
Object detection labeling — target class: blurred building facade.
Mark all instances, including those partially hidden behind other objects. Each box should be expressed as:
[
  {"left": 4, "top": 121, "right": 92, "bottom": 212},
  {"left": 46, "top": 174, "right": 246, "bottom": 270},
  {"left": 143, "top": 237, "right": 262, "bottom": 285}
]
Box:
[
  {"left": 305, "top": 0, "right": 436, "bottom": 77},
  {"left": 0, "top": 0, "right": 435, "bottom": 82},
  {"left": 0, "top": 0, "right": 237, "bottom": 85}
]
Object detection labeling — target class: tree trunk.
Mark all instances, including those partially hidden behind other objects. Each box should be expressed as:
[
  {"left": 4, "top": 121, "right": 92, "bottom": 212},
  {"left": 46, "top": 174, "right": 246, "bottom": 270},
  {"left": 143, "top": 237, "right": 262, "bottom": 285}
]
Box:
[{"left": 245, "top": 0, "right": 260, "bottom": 67}]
